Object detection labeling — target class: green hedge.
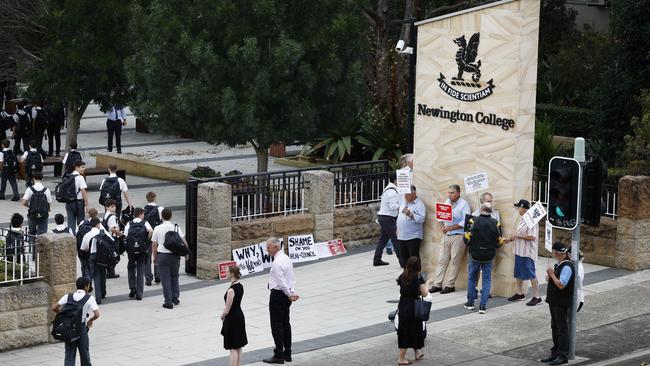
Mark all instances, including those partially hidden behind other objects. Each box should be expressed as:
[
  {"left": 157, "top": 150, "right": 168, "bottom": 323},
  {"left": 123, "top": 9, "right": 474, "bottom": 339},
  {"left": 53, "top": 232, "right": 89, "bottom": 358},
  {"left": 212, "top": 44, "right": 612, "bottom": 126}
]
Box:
[{"left": 536, "top": 104, "right": 600, "bottom": 137}]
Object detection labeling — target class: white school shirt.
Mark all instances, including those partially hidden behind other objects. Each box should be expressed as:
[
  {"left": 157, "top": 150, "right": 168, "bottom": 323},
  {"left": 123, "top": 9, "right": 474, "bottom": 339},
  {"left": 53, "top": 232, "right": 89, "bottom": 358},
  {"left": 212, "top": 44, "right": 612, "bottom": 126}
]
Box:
[
  {"left": 99, "top": 174, "right": 128, "bottom": 194},
  {"left": 58, "top": 289, "right": 99, "bottom": 324},
  {"left": 0, "top": 147, "right": 10, "bottom": 162},
  {"left": 124, "top": 218, "right": 153, "bottom": 237},
  {"left": 53, "top": 224, "right": 74, "bottom": 235},
  {"left": 22, "top": 182, "right": 53, "bottom": 203},
  {"left": 20, "top": 148, "right": 39, "bottom": 163},
  {"left": 152, "top": 221, "right": 184, "bottom": 254},
  {"left": 81, "top": 227, "right": 112, "bottom": 254},
  {"left": 268, "top": 251, "right": 295, "bottom": 297},
  {"left": 103, "top": 211, "right": 119, "bottom": 231},
  {"left": 71, "top": 171, "right": 87, "bottom": 200},
  {"left": 62, "top": 150, "right": 84, "bottom": 165}
]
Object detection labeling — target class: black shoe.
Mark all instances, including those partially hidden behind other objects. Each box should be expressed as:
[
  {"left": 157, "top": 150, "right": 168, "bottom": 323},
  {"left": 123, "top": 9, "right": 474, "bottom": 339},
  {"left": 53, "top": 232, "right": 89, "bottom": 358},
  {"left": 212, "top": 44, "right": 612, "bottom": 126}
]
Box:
[
  {"left": 283, "top": 355, "right": 292, "bottom": 362},
  {"left": 478, "top": 305, "right": 486, "bottom": 314},
  {"left": 107, "top": 274, "right": 120, "bottom": 279},
  {"left": 262, "top": 356, "right": 285, "bottom": 364},
  {"left": 440, "top": 287, "right": 455, "bottom": 294},
  {"left": 10, "top": 196, "right": 19, "bottom": 201},
  {"left": 526, "top": 297, "right": 542, "bottom": 306},
  {"left": 549, "top": 357, "right": 568, "bottom": 365},
  {"left": 129, "top": 289, "right": 136, "bottom": 298},
  {"left": 429, "top": 286, "right": 442, "bottom": 293},
  {"left": 136, "top": 296, "right": 142, "bottom": 301},
  {"left": 172, "top": 298, "right": 180, "bottom": 305},
  {"left": 541, "top": 355, "right": 557, "bottom": 363},
  {"left": 145, "top": 280, "right": 152, "bottom": 286},
  {"left": 162, "top": 303, "right": 173, "bottom": 309},
  {"left": 463, "top": 302, "right": 475, "bottom": 310},
  {"left": 508, "top": 293, "right": 525, "bottom": 301},
  {"left": 0, "top": 195, "right": 5, "bottom": 200},
  {"left": 101, "top": 293, "right": 106, "bottom": 299},
  {"left": 154, "top": 277, "right": 161, "bottom": 284},
  {"left": 373, "top": 260, "right": 389, "bottom": 266}
]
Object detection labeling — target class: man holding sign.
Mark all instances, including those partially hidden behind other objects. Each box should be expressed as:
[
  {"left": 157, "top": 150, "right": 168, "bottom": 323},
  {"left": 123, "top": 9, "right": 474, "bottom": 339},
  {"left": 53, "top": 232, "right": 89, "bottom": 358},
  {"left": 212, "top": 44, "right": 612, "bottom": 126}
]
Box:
[{"left": 430, "top": 184, "right": 471, "bottom": 294}]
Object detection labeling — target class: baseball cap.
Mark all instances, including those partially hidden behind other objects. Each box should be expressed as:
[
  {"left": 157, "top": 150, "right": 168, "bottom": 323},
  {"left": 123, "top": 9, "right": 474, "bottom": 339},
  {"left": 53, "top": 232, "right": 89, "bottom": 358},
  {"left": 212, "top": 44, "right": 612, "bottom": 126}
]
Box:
[
  {"left": 552, "top": 242, "right": 567, "bottom": 252},
  {"left": 513, "top": 199, "right": 530, "bottom": 209}
]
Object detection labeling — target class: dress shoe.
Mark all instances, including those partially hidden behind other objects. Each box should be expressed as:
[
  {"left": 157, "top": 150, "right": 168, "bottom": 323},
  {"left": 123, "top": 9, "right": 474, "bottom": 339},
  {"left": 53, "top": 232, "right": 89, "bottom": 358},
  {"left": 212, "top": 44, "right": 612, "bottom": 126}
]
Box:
[
  {"left": 10, "top": 196, "right": 19, "bottom": 201},
  {"left": 549, "top": 357, "right": 568, "bottom": 365},
  {"left": 429, "top": 286, "right": 442, "bottom": 293},
  {"left": 129, "top": 289, "right": 136, "bottom": 298},
  {"left": 135, "top": 296, "right": 142, "bottom": 301},
  {"left": 262, "top": 356, "right": 285, "bottom": 364},
  {"left": 145, "top": 280, "right": 152, "bottom": 286},
  {"left": 172, "top": 298, "right": 180, "bottom": 305},
  {"left": 373, "top": 260, "right": 389, "bottom": 266},
  {"left": 283, "top": 355, "right": 292, "bottom": 362},
  {"left": 162, "top": 303, "right": 173, "bottom": 309},
  {"left": 541, "top": 355, "right": 557, "bottom": 363},
  {"left": 440, "top": 286, "right": 455, "bottom": 294}
]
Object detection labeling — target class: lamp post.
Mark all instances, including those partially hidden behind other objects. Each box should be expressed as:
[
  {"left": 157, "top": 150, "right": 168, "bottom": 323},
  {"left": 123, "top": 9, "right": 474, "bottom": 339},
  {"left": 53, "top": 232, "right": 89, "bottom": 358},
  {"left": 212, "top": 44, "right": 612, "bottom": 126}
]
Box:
[{"left": 393, "top": 18, "right": 417, "bottom": 154}]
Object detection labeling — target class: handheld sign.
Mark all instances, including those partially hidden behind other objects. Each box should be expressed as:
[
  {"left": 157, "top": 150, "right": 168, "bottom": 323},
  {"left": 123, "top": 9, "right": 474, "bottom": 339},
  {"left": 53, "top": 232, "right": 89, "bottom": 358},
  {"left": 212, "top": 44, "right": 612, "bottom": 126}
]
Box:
[
  {"left": 396, "top": 168, "right": 412, "bottom": 194},
  {"left": 287, "top": 234, "right": 319, "bottom": 263},
  {"left": 435, "top": 203, "right": 453, "bottom": 222},
  {"left": 232, "top": 244, "right": 264, "bottom": 276},
  {"left": 464, "top": 172, "right": 489, "bottom": 194},
  {"left": 314, "top": 239, "right": 347, "bottom": 258},
  {"left": 218, "top": 261, "right": 237, "bottom": 280},
  {"left": 523, "top": 201, "right": 547, "bottom": 229},
  {"left": 544, "top": 223, "right": 553, "bottom": 252}
]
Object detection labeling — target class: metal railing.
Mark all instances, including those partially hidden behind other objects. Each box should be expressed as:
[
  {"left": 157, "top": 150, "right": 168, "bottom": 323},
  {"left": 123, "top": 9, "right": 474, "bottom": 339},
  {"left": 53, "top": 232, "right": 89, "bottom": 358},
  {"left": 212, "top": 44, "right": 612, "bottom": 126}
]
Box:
[
  {"left": 333, "top": 161, "right": 391, "bottom": 207},
  {"left": 1, "top": 229, "right": 40, "bottom": 285},
  {"left": 532, "top": 174, "right": 618, "bottom": 219}
]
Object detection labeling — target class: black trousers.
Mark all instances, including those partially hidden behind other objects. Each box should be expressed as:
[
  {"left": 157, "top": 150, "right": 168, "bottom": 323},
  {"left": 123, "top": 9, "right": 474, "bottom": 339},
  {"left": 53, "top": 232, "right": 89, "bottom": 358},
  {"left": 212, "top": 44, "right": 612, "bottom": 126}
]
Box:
[
  {"left": 127, "top": 252, "right": 146, "bottom": 297},
  {"left": 269, "top": 289, "right": 292, "bottom": 358},
  {"left": 374, "top": 215, "right": 403, "bottom": 266},
  {"left": 47, "top": 124, "right": 62, "bottom": 156},
  {"left": 106, "top": 119, "right": 122, "bottom": 153},
  {"left": 549, "top": 304, "right": 570, "bottom": 360},
  {"left": 0, "top": 170, "right": 19, "bottom": 198},
  {"left": 398, "top": 238, "right": 421, "bottom": 263}
]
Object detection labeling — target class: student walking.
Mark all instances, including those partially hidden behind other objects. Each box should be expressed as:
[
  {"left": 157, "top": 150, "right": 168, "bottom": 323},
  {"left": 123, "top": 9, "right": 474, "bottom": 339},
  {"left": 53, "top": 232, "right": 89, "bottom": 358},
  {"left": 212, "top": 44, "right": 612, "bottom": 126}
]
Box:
[
  {"left": 99, "top": 164, "right": 132, "bottom": 219},
  {"left": 46, "top": 102, "right": 65, "bottom": 157},
  {"left": 52, "top": 277, "right": 100, "bottom": 366},
  {"left": 65, "top": 161, "right": 88, "bottom": 234},
  {"left": 76, "top": 208, "right": 102, "bottom": 280},
  {"left": 62, "top": 143, "right": 83, "bottom": 175},
  {"left": 0, "top": 139, "right": 20, "bottom": 201},
  {"left": 152, "top": 208, "right": 187, "bottom": 309},
  {"left": 124, "top": 208, "right": 153, "bottom": 300},
  {"left": 102, "top": 199, "right": 123, "bottom": 279},
  {"left": 52, "top": 213, "right": 74, "bottom": 235},
  {"left": 21, "top": 171, "right": 52, "bottom": 235},
  {"left": 20, "top": 140, "right": 43, "bottom": 187},
  {"left": 5, "top": 213, "right": 25, "bottom": 263},
  {"left": 221, "top": 266, "right": 248, "bottom": 366},
  {"left": 80, "top": 218, "right": 114, "bottom": 305},
  {"left": 144, "top": 191, "right": 164, "bottom": 285}
]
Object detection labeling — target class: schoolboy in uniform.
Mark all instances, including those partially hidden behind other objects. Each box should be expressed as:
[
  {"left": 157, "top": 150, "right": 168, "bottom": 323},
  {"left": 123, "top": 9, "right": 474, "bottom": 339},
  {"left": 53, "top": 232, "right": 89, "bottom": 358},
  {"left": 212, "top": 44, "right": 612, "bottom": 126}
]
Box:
[
  {"left": 144, "top": 191, "right": 164, "bottom": 285},
  {"left": 102, "top": 199, "right": 123, "bottom": 279},
  {"left": 0, "top": 139, "right": 20, "bottom": 201},
  {"left": 124, "top": 208, "right": 153, "bottom": 300},
  {"left": 21, "top": 171, "right": 52, "bottom": 235},
  {"left": 152, "top": 208, "right": 187, "bottom": 309},
  {"left": 67, "top": 161, "right": 89, "bottom": 234}
]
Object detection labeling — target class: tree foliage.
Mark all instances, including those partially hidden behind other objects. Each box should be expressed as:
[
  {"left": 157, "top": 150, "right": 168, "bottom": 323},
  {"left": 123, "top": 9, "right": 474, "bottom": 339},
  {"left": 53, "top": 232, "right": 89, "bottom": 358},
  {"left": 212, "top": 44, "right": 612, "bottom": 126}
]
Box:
[
  {"left": 624, "top": 90, "right": 650, "bottom": 175},
  {"left": 128, "top": 0, "right": 367, "bottom": 172}
]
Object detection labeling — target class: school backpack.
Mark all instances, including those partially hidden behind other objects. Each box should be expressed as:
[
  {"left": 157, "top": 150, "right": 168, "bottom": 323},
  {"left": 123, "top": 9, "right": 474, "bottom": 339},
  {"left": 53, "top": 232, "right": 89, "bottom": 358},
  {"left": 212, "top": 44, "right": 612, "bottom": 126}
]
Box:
[
  {"left": 163, "top": 224, "right": 189, "bottom": 256},
  {"left": 99, "top": 177, "right": 121, "bottom": 206},
  {"left": 144, "top": 205, "right": 162, "bottom": 228},
  {"left": 16, "top": 108, "right": 33, "bottom": 135},
  {"left": 55, "top": 174, "right": 78, "bottom": 203},
  {"left": 64, "top": 151, "right": 82, "bottom": 174},
  {"left": 76, "top": 220, "right": 93, "bottom": 259},
  {"left": 26, "top": 151, "right": 42, "bottom": 174},
  {"left": 5, "top": 230, "right": 24, "bottom": 258},
  {"left": 28, "top": 187, "right": 49, "bottom": 220},
  {"left": 94, "top": 231, "right": 120, "bottom": 267},
  {"left": 51, "top": 293, "right": 90, "bottom": 342},
  {"left": 125, "top": 221, "right": 148, "bottom": 255},
  {"left": 2, "top": 149, "right": 18, "bottom": 173}
]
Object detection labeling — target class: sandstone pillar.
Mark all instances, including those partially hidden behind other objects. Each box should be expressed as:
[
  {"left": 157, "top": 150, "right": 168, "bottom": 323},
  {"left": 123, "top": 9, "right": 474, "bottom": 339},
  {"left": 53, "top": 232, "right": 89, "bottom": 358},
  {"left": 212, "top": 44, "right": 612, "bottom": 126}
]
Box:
[
  {"left": 615, "top": 176, "right": 650, "bottom": 270},
  {"left": 196, "top": 182, "right": 232, "bottom": 279},
  {"left": 303, "top": 170, "right": 335, "bottom": 242}
]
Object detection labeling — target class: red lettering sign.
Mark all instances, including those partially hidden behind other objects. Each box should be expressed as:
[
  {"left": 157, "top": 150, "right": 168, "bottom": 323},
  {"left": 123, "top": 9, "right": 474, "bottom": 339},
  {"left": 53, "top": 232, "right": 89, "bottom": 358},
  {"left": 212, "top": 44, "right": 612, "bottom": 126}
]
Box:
[
  {"left": 435, "top": 203, "right": 453, "bottom": 222},
  {"left": 326, "top": 239, "right": 347, "bottom": 256},
  {"left": 218, "top": 261, "right": 237, "bottom": 280}
]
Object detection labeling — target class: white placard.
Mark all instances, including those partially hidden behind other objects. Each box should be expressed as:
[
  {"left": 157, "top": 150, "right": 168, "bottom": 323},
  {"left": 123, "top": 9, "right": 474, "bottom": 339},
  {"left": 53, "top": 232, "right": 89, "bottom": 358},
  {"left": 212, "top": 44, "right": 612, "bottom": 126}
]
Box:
[
  {"left": 260, "top": 239, "right": 284, "bottom": 269},
  {"left": 287, "top": 234, "right": 319, "bottom": 263},
  {"left": 396, "top": 168, "right": 412, "bottom": 194},
  {"left": 523, "top": 201, "right": 547, "bottom": 229},
  {"left": 463, "top": 172, "right": 489, "bottom": 194},
  {"left": 545, "top": 223, "right": 553, "bottom": 252},
  {"left": 232, "top": 243, "right": 264, "bottom": 276}
]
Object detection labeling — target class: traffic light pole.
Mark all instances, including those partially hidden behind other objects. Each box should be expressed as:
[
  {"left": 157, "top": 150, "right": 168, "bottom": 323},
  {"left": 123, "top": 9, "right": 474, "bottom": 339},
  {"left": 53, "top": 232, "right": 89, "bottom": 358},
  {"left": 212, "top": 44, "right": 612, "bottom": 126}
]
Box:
[{"left": 569, "top": 137, "right": 585, "bottom": 360}]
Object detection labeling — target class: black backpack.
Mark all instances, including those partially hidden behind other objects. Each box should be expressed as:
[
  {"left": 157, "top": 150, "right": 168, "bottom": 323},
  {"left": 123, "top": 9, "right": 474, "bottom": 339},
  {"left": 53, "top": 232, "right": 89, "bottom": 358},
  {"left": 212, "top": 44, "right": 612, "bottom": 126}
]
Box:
[
  {"left": 28, "top": 187, "right": 49, "bottom": 220},
  {"left": 17, "top": 109, "right": 33, "bottom": 135},
  {"left": 55, "top": 174, "right": 79, "bottom": 203},
  {"left": 26, "top": 150, "right": 42, "bottom": 174},
  {"left": 125, "top": 221, "right": 148, "bottom": 255},
  {"left": 163, "top": 224, "right": 189, "bottom": 256},
  {"left": 467, "top": 216, "right": 501, "bottom": 262},
  {"left": 2, "top": 150, "right": 18, "bottom": 173},
  {"left": 76, "top": 220, "right": 93, "bottom": 259},
  {"left": 144, "top": 205, "right": 162, "bottom": 228},
  {"left": 94, "top": 231, "right": 120, "bottom": 267},
  {"left": 64, "top": 151, "right": 82, "bottom": 174},
  {"left": 99, "top": 177, "right": 121, "bottom": 206},
  {"left": 34, "top": 108, "right": 48, "bottom": 131},
  {"left": 51, "top": 293, "right": 90, "bottom": 342},
  {"left": 5, "top": 230, "right": 24, "bottom": 257}
]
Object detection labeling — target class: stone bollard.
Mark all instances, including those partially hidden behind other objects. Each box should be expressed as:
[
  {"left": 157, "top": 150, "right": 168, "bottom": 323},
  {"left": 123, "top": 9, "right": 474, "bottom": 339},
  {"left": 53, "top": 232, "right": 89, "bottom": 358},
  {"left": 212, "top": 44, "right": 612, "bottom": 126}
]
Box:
[
  {"left": 196, "top": 182, "right": 232, "bottom": 279},
  {"left": 615, "top": 176, "right": 650, "bottom": 270},
  {"left": 303, "top": 170, "right": 335, "bottom": 242}
]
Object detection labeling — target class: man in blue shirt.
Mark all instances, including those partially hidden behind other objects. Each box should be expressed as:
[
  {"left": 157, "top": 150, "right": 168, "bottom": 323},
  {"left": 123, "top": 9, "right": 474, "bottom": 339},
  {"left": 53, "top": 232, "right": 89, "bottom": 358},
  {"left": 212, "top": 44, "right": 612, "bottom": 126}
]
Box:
[
  {"left": 395, "top": 185, "right": 425, "bottom": 262},
  {"left": 430, "top": 184, "right": 471, "bottom": 294}
]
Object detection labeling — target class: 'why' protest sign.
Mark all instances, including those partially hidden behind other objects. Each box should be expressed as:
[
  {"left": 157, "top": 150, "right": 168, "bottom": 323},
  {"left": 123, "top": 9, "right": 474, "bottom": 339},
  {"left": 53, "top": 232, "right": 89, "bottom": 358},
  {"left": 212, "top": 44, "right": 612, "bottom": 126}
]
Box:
[
  {"left": 260, "top": 238, "right": 284, "bottom": 269},
  {"left": 232, "top": 244, "right": 264, "bottom": 276},
  {"left": 287, "top": 234, "right": 319, "bottom": 263}
]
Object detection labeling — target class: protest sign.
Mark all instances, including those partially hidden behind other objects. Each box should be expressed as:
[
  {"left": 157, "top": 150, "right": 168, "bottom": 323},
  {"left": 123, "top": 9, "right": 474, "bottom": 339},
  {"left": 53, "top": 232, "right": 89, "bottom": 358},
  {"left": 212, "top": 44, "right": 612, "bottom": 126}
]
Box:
[
  {"left": 260, "top": 238, "right": 284, "bottom": 269},
  {"left": 464, "top": 172, "right": 489, "bottom": 194},
  {"left": 545, "top": 223, "right": 553, "bottom": 252},
  {"left": 287, "top": 234, "right": 319, "bottom": 263},
  {"left": 314, "top": 239, "right": 347, "bottom": 259},
  {"left": 218, "top": 261, "right": 237, "bottom": 280},
  {"left": 396, "top": 168, "right": 412, "bottom": 194},
  {"left": 232, "top": 243, "right": 264, "bottom": 276},
  {"left": 435, "top": 203, "right": 452, "bottom": 222},
  {"left": 523, "top": 201, "right": 547, "bottom": 229}
]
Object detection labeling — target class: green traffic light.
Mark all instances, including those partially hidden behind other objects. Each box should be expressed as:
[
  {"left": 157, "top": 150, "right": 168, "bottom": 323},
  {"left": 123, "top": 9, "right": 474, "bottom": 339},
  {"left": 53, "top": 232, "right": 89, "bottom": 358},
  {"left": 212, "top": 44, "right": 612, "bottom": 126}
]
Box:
[{"left": 556, "top": 206, "right": 565, "bottom": 218}]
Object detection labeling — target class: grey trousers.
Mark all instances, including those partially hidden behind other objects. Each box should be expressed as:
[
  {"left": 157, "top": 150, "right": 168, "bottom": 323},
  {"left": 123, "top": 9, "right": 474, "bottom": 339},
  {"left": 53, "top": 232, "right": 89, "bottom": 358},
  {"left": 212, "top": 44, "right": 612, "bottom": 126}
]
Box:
[
  {"left": 157, "top": 253, "right": 180, "bottom": 304},
  {"left": 64, "top": 324, "right": 91, "bottom": 366},
  {"left": 127, "top": 252, "right": 146, "bottom": 297}
]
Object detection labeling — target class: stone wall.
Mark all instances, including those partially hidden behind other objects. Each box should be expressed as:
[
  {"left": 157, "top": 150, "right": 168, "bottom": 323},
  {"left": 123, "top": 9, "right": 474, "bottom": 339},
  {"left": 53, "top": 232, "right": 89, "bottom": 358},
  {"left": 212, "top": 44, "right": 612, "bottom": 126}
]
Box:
[
  {"left": 334, "top": 203, "right": 380, "bottom": 249},
  {"left": 231, "top": 214, "right": 315, "bottom": 250},
  {"left": 538, "top": 219, "right": 617, "bottom": 267},
  {"left": 614, "top": 176, "right": 650, "bottom": 270}
]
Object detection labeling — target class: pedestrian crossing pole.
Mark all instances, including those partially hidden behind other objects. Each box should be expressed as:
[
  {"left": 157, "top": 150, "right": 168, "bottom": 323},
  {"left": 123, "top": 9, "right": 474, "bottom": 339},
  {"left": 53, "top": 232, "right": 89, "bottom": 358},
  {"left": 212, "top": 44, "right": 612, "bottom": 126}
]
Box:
[{"left": 569, "top": 137, "right": 585, "bottom": 360}]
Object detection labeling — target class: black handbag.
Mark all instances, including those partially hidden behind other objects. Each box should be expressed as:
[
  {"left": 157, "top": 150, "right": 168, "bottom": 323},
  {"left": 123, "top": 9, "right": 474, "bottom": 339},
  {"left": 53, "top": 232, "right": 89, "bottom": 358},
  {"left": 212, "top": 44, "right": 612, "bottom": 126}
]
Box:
[{"left": 414, "top": 297, "right": 432, "bottom": 321}]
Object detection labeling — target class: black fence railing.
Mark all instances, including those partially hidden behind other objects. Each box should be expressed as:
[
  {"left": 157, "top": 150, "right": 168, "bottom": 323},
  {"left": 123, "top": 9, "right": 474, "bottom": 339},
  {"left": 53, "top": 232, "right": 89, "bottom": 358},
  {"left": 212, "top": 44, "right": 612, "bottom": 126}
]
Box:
[{"left": 1, "top": 228, "right": 40, "bottom": 285}]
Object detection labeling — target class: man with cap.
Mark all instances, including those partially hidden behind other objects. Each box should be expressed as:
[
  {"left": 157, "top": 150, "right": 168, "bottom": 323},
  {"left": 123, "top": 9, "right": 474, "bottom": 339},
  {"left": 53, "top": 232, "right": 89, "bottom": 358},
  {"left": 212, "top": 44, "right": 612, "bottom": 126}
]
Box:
[
  {"left": 506, "top": 199, "right": 542, "bottom": 306},
  {"left": 541, "top": 242, "right": 575, "bottom": 365}
]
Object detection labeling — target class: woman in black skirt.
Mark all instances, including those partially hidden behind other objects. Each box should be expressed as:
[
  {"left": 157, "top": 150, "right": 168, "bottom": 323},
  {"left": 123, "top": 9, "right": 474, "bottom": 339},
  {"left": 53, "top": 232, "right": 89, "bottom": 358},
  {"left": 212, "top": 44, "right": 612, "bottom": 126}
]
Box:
[
  {"left": 221, "top": 266, "right": 248, "bottom": 366},
  {"left": 397, "top": 256, "right": 428, "bottom": 365}
]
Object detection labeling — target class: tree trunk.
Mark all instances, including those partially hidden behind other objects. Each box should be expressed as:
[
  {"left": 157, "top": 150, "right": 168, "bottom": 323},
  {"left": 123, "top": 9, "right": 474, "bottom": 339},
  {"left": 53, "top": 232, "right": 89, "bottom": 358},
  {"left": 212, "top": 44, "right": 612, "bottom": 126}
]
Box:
[
  {"left": 66, "top": 99, "right": 89, "bottom": 151},
  {"left": 252, "top": 142, "right": 269, "bottom": 173}
]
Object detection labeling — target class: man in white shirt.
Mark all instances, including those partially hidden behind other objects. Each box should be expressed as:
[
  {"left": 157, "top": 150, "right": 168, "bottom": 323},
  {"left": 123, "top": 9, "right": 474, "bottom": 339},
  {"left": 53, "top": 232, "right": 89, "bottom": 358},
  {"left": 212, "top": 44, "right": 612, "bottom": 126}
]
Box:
[
  {"left": 105, "top": 105, "right": 127, "bottom": 153},
  {"left": 151, "top": 208, "right": 187, "bottom": 309},
  {"left": 374, "top": 173, "right": 401, "bottom": 267},
  {"left": 21, "top": 171, "right": 52, "bottom": 235},
  {"left": 81, "top": 218, "right": 112, "bottom": 304},
  {"left": 144, "top": 191, "right": 164, "bottom": 285},
  {"left": 66, "top": 160, "right": 89, "bottom": 234},
  {"left": 263, "top": 237, "right": 299, "bottom": 364},
  {"left": 124, "top": 207, "right": 153, "bottom": 300},
  {"left": 52, "top": 277, "right": 100, "bottom": 366},
  {"left": 99, "top": 163, "right": 132, "bottom": 220}
]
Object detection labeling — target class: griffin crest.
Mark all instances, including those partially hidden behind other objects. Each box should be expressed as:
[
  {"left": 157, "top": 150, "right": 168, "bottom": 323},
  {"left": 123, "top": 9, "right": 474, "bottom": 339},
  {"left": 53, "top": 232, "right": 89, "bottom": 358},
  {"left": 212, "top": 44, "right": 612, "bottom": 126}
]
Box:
[{"left": 452, "top": 33, "right": 481, "bottom": 83}]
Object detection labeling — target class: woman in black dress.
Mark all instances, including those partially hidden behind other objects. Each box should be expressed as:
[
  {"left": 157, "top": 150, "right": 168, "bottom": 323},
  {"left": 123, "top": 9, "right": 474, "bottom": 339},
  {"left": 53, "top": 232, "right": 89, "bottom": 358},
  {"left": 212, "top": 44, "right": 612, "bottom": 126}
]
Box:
[
  {"left": 221, "top": 266, "right": 248, "bottom": 366},
  {"left": 397, "top": 256, "right": 428, "bottom": 365}
]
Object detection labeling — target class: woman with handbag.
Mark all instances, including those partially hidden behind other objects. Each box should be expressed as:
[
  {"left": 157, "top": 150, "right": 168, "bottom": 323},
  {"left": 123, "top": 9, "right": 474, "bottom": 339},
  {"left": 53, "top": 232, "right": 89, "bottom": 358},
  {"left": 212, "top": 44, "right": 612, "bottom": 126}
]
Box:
[
  {"left": 221, "top": 266, "right": 247, "bottom": 366},
  {"left": 396, "top": 256, "right": 429, "bottom": 365}
]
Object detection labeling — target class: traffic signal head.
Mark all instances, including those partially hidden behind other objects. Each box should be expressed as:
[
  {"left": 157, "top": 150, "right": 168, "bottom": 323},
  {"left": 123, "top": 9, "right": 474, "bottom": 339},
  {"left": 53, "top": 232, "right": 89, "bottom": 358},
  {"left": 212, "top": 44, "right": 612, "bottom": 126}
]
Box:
[{"left": 547, "top": 157, "right": 581, "bottom": 230}]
